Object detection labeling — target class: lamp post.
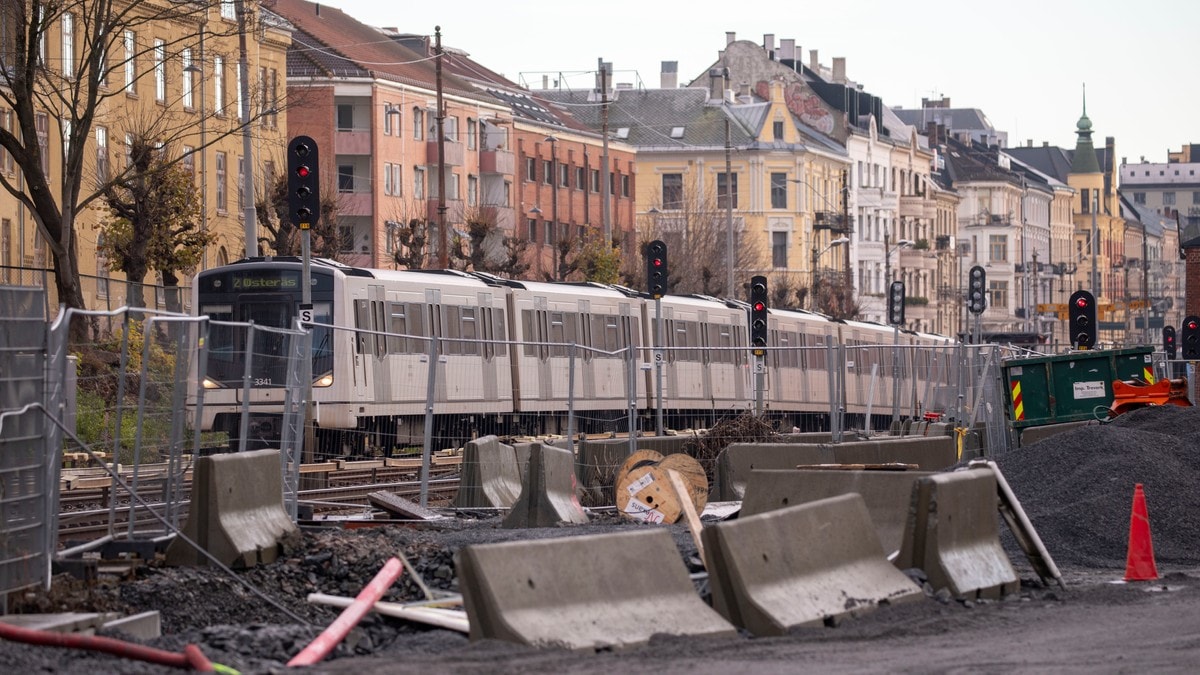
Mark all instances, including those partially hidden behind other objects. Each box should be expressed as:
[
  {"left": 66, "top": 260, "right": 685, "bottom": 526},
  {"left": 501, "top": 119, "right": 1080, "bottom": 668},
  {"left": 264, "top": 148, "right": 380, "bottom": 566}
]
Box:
[
  {"left": 883, "top": 229, "right": 914, "bottom": 286},
  {"left": 810, "top": 237, "right": 849, "bottom": 311},
  {"left": 545, "top": 136, "right": 560, "bottom": 280}
]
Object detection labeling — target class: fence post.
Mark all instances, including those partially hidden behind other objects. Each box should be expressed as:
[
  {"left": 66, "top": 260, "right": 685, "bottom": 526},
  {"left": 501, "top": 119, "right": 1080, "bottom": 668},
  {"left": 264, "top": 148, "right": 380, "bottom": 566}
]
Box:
[
  {"left": 864, "top": 362, "right": 879, "bottom": 433},
  {"left": 626, "top": 346, "right": 637, "bottom": 456},
  {"left": 825, "top": 334, "right": 837, "bottom": 438},
  {"left": 835, "top": 344, "right": 846, "bottom": 443},
  {"left": 567, "top": 343, "right": 577, "bottom": 457},
  {"left": 237, "top": 324, "right": 257, "bottom": 453},
  {"left": 420, "top": 335, "right": 439, "bottom": 508}
]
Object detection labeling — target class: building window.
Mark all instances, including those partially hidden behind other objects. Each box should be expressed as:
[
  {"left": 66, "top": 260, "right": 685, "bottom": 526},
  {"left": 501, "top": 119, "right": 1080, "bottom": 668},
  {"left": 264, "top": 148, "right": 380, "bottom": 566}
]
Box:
[
  {"left": 153, "top": 39, "right": 165, "bottom": 103},
  {"left": 339, "top": 226, "right": 354, "bottom": 252},
  {"left": 237, "top": 156, "right": 244, "bottom": 210},
  {"left": 502, "top": 180, "right": 511, "bottom": 206},
  {"left": 181, "top": 48, "right": 194, "bottom": 108},
  {"left": 413, "top": 166, "right": 425, "bottom": 199},
  {"left": 591, "top": 169, "right": 600, "bottom": 192},
  {"left": 772, "top": 231, "right": 788, "bottom": 268},
  {"left": 413, "top": 107, "right": 424, "bottom": 140},
  {"left": 95, "top": 127, "right": 109, "bottom": 182},
  {"left": 35, "top": 113, "right": 48, "bottom": 176},
  {"left": 467, "top": 175, "right": 477, "bottom": 206},
  {"left": 337, "top": 104, "right": 353, "bottom": 131},
  {"left": 989, "top": 280, "right": 1009, "bottom": 309},
  {"left": 215, "top": 152, "right": 227, "bottom": 212},
  {"left": 527, "top": 218, "right": 538, "bottom": 243},
  {"left": 213, "top": 55, "right": 225, "bottom": 114},
  {"left": 772, "top": 120, "right": 784, "bottom": 140},
  {"left": 622, "top": 174, "right": 630, "bottom": 198},
  {"left": 542, "top": 160, "right": 552, "bottom": 185},
  {"left": 123, "top": 30, "right": 136, "bottom": 94},
  {"left": 770, "top": 172, "right": 787, "bottom": 209},
  {"left": 220, "top": 0, "right": 236, "bottom": 19},
  {"left": 525, "top": 156, "right": 536, "bottom": 182},
  {"left": 383, "top": 103, "right": 394, "bottom": 135},
  {"left": 1080, "top": 188, "right": 1091, "bottom": 213},
  {"left": 235, "top": 66, "right": 243, "bottom": 118},
  {"left": 546, "top": 221, "right": 557, "bottom": 245},
  {"left": 61, "top": 13, "right": 74, "bottom": 79},
  {"left": 989, "top": 234, "right": 1007, "bottom": 262},
  {"left": 384, "top": 162, "right": 393, "bottom": 195},
  {"left": 467, "top": 118, "right": 476, "bottom": 150},
  {"left": 1133, "top": 192, "right": 1146, "bottom": 205},
  {"left": 559, "top": 163, "right": 569, "bottom": 188},
  {"left": 575, "top": 166, "right": 585, "bottom": 190},
  {"left": 717, "top": 172, "right": 738, "bottom": 209},
  {"left": 338, "top": 165, "right": 354, "bottom": 192},
  {"left": 662, "top": 173, "right": 683, "bottom": 209},
  {"left": 1163, "top": 192, "right": 1176, "bottom": 206},
  {"left": 0, "top": 110, "right": 10, "bottom": 173},
  {"left": 1193, "top": 191, "right": 1200, "bottom": 204}
]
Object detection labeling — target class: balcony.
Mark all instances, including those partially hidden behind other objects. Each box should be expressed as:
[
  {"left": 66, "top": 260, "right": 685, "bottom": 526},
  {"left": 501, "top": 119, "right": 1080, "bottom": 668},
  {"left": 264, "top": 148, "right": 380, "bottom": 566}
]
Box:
[
  {"left": 426, "top": 140, "right": 464, "bottom": 167},
  {"left": 898, "top": 248, "right": 937, "bottom": 271},
  {"left": 814, "top": 211, "right": 848, "bottom": 232},
  {"left": 898, "top": 195, "right": 925, "bottom": 219},
  {"left": 477, "top": 204, "right": 515, "bottom": 231},
  {"left": 480, "top": 148, "right": 514, "bottom": 175},
  {"left": 335, "top": 129, "right": 372, "bottom": 156},
  {"left": 337, "top": 191, "right": 373, "bottom": 217}
]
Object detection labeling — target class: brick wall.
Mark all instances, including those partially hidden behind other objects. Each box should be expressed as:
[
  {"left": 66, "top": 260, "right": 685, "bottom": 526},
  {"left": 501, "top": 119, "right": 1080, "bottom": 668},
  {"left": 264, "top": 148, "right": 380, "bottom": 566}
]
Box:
[{"left": 1186, "top": 247, "right": 1200, "bottom": 318}]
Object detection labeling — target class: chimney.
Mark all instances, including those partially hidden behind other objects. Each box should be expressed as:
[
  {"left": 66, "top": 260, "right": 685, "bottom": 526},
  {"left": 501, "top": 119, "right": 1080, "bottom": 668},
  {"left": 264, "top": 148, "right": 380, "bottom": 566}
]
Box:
[
  {"left": 763, "top": 34, "right": 775, "bottom": 54},
  {"left": 832, "top": 57, "right": 846, "bottom": 84},
  {"left": 315, "top": 2, "right": 320, "bottom": 15},
  {"left": 660, "top": 61, "right": 678, "bottom": 89},
  {"left": 726, "top": 31, "right": 736, "bottom": 45},
  {"left": 542, "top": 75, "right": 549, "bottom": 89},
  {"left": 594, "top": 61, "right": 612, "bottom": 91},
  {"left": 809, "top": 49, "right": 819, "bottom": 72},
  {"left": 780, "top": 39, "right": 795, "bottom": 62},
  {"left": 1043, "top": 141, "right": 1049, "bottom": 147},
  {"left": 739, "top": 82, "right": 751, "bottom": 98},
  {"left": 708, "top": 68, "right": 727, "bottom": 102},
  {"left": 1027, "top": 139, "right": 1033, "bottom": 147}
]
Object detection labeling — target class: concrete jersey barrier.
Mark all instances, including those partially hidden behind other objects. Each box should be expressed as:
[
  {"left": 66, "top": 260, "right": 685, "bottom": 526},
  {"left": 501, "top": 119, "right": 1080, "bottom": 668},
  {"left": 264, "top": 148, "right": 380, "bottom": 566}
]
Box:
[
  {"left": 457, "top": 528, "right": 737, "bottom": 650},
  {"left": 454, "top": 436, "right": 523, "bottom": 509},
  {"left": 164, "top": 449, "right": 297, "bottom": 568},
  {"left": 703, "top": 493, "right": 923, "bottom": 635},
  {"left": 740, "top": 469, "right": 934, "bottom": 554},
  {"left": 502, "top": 443, "right": 588, "bottom": 528},
  {"left": 713, "top": 436, "right": 957, "bottom": 501},
  {"left": 897, "top": 468, "right": 1019, "bottom": 599}
]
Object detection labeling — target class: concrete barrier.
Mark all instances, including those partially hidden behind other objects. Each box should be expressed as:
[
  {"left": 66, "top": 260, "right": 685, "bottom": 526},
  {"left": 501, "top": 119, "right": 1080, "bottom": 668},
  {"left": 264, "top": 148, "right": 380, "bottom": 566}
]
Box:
[
  {"left": 454, "top": 436, "right": 522, "bottom": 509},
  {"left": 897, "top": 468, "right": 1019, "bottom": 600},
  {"left": 703, "top": 493, "right": 922, "bottom": 635},
  {"left": 1018, "top": 421, "right": 1098, "bottom": 447},
  {"left": 502, "top": 443, "right": 588, "bottom": 528},
  {"left": 164, "top": 449, "right": 296, "bottom": 568},
  {"left": 457, "top": 528, "right": 737, "bottom": 650},
  {"left": 712, "top": 437, "right": 957, "bottom": 501},
  {"left": 740, "top": 469, "right": 934, "bottom": 554}
]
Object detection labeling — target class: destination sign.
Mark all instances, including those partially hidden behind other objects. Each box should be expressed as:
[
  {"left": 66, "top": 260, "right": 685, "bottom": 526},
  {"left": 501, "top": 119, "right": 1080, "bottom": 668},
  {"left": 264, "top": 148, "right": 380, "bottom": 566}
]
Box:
[{"left": 231, "top": 272, "right": 299, "bottom": 290}]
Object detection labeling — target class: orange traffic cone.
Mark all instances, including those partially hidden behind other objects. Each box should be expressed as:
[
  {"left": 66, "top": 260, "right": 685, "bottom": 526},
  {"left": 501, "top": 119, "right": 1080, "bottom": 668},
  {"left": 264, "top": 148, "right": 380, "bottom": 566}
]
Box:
[{"left": 1124, "top": 483, "right": 1159, "bottom": 582}]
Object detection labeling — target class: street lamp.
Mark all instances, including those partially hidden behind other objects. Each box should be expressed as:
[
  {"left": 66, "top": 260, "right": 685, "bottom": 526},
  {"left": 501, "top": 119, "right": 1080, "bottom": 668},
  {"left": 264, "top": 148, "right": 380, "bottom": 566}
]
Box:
[
  {"left": 810, "top": 236, "right": 850, "bottom": 311},
  {"left": 884, "top": 230, "right": 914, "bottom": 286}
]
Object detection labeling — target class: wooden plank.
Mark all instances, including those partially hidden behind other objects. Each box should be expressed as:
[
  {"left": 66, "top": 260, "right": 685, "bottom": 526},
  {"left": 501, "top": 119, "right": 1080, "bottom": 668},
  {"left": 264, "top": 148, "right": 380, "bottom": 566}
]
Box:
[
  {"left": 667, "top": 468, "right": 705, "bottom": 565},
  {"left": 367, "top": 491, "right": 445, "bottom": 521},
  {"left": 794, "top": 463, "right": 920, "bottom": 471}
]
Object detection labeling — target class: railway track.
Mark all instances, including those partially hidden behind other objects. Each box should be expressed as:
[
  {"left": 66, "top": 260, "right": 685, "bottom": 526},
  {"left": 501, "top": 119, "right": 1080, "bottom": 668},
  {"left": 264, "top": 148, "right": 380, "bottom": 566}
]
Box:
[{"left": 56, "top": 456, "right": 464, "bottom": 543}]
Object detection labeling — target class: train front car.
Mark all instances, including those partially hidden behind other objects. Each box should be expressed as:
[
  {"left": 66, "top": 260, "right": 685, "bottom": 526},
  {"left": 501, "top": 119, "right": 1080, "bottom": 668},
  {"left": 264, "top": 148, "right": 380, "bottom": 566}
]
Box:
[{"left": 190, "top": 258, "right": 338, "bottom": 452}]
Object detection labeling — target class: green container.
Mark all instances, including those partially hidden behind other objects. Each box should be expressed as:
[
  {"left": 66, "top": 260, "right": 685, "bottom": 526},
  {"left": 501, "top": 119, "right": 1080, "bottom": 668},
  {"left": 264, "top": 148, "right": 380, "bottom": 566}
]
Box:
[{"left": 1001, "top": 347, "right": 1154, "bottom": 428}]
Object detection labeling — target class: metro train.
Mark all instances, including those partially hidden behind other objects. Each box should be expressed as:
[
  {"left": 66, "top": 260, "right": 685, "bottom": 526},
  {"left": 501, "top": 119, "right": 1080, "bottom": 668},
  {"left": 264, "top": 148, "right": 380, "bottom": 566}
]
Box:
[{"left": 189, "top": 257, "right": 957, "bottom": 456}]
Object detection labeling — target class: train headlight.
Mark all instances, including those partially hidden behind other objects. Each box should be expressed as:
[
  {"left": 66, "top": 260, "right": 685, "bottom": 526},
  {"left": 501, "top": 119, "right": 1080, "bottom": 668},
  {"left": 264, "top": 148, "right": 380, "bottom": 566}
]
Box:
[
  {"left": 314, "top": 372, "right": 334, "bottom": 388},
  {"left": 202, "top": 377, "right": 223, "bottom": 389}
]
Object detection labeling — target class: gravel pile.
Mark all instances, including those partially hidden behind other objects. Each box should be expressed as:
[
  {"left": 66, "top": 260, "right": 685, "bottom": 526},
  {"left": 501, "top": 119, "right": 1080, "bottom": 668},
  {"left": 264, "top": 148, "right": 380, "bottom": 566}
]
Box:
[{"left": 996, "top": 404, "right": 1200, "bottom": 569}]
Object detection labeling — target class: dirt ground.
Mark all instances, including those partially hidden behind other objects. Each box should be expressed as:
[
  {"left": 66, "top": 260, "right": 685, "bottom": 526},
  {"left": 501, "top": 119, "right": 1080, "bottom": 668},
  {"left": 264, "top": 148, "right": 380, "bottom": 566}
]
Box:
[{"left": 4, "top": 406, "right": 1200, "bottom": 673}]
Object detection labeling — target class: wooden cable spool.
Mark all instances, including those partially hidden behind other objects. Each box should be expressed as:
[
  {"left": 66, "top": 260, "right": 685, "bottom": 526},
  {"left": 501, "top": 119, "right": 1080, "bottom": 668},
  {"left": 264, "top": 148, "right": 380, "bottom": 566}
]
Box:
[{"left": 614, "top": 452, "right": 708, "bottom": 524}]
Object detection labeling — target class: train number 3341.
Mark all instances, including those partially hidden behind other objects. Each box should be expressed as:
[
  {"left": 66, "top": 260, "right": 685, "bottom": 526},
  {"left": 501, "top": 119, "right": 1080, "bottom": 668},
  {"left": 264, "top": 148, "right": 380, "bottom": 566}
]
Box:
[{"left": 254, "top": 378, "right": 273, "bottom": 386}]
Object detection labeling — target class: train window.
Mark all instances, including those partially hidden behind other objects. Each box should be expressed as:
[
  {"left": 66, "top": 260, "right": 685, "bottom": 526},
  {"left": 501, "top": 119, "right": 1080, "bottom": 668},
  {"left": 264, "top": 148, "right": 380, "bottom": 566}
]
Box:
[
  {"left": 444, "top": 306, "right": 462, "bottom": 355},
  {"left": 354, "top": 299, "right": 372, "bottom": 355},
  {"left": 549, "top": 311, "right": 566, "bottom": 357},
  {"left": 387, "top": 302, "right": 406, "bottom": 354},
  {"left": 491, "top": 307, "right": 506, "bottom": 342},
  {"left": 372, "top": 300, "right": 387, "bottom": 356},
  {"left": 522, "top": 309, "right": 537, "bottom": 357},
  {"left": 460, "top": 306, "right": 479, "bottom": 356},
  {"left": 708, "top": 324, "right": 731, "bottom": 364},
  {"left": 480, "top": 308, "right": 494, "bottom": 360},
  {"left": 597, "top": 315, "right": 620, "bottom": 353}
]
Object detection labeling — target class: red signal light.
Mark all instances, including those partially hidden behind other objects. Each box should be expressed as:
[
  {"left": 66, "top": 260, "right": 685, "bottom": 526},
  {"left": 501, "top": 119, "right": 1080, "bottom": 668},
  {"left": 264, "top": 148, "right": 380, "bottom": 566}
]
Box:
[
  {"left": 1168, "top": 336, "right": 1175, "bottom": 342},
  {"left": 296, "top": 165, "right": 311, "bottom": 178},
  {"left": 753, "top": 302, "right": 765, "bottom": 312},
  {"left": 1189, "top": 321, "right": 1198, "bottom": 331},
  {"left": 1075, "top": 297, "right": 1088, "bottom": 308},
  {"left": 653, "top": 258, "right": 662, "bottom": 267}
]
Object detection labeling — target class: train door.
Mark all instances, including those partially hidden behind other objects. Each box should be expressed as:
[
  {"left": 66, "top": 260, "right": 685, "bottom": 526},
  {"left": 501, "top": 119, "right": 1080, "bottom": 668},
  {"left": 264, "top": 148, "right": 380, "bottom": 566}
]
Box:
[
  {"left": 577, "top": 299, "right": 594, "bottom": 400},
  {"left": 425, "top": 288, "right": 444, "bottom": 404},
  {"left": 698, "top": 310, "right": 714, "bottom": 402},
  {"left": 368, "top": 285, "right": 389, "bottom": 402},
  {"left": 476, "top": 293, "right": 499, "bottom": 404}
]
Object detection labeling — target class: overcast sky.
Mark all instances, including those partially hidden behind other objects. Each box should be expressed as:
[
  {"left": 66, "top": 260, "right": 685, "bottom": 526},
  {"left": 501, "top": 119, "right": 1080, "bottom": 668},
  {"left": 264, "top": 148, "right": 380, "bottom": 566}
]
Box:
[{"left": 316, "top": 0, "right": 1197, "bottom": 166}]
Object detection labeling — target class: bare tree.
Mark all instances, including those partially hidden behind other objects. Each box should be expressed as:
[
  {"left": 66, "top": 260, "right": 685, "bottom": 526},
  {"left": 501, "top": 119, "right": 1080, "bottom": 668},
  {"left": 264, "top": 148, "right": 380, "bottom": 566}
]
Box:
[
  {"left": 633, "top": 184, "right": 766, "bottom": 298},
  {"left": 450, "top": 206, "right": 529, "bottom": 278},
  {"left": 0, "top": 0, "right": 277, "bottom": 334}
]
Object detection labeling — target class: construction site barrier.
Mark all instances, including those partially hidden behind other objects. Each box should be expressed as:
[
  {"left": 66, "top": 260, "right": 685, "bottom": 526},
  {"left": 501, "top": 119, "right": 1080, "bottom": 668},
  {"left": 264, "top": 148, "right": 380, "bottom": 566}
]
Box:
[
  {"left": 502, "top": 443, "right": 588, "bottom": 528},
  {"left": 740, "top": 469, "right": 934, "bottom": 554},
  {"left": 703, "top": 493, "right": 923, "bottom": 635},
  {"left": 454, "top": 436, "right": 522, "bottom": 509},
  {"left": 457, "top": 528, "right": 737, "bottom": 650},
  {"left": 896, "top": 467, "right": 1019, "bottom": 599},
  {"left": 1017, "top": 420, "right": 1099, "bottom": 447},
  {"left": 164, "top": 449, "right": 297, "bottom": 568},
  {"left": 712, "top": 437, "right": 957, "bottom": 501}
]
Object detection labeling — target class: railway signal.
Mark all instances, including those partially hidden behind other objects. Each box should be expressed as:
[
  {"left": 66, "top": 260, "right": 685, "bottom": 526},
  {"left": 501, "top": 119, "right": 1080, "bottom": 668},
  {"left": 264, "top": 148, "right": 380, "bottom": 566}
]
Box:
[
  {"left": 1163, "top": 325, "right": 1177, "bottom": 360},
  {"left": 645, "top": 240, "right": 668, "bottom": 299},
  {"left": 750, "top": 275, "right": 768, "bottom": 355},
  {"left": 1182, "top": 316, "right": 1200, "bottom": 360},
  {"left": 967, "top": 266, "right": 987, "bottom": 315},
  {"left": 887, "top": 281, "right": 905, "bottom": 326},
  {"left": 1069, "top": 290, "right": 1097, "bottom": 350},
  {"left": 287, "top": 136, "right": 321, "bottom": 230}
]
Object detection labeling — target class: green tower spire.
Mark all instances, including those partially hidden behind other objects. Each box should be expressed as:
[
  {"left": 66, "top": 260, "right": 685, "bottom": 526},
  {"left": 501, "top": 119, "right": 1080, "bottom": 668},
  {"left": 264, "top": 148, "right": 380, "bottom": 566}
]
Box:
[{"left": 1071, "top": 84, "right": 1101, "bottom": 174}]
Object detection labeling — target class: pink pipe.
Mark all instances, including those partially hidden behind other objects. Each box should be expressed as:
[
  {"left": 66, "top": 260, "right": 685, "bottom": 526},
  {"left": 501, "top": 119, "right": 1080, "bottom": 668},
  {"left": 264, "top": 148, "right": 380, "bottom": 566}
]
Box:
[{"left": 288, "top": 557, "right": 404, "bottom": 667}]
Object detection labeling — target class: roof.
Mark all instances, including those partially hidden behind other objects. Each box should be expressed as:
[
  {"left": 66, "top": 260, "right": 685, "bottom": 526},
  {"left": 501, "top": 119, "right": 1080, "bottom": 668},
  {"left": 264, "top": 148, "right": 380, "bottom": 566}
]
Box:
[
  {"left": 894, "top": 107, "right": 993, "bottom": 131},
  {"left": 940, "top": 137, "right": 1021, "bottom": 185},
  {"left": 1005, "top": 146, "right": 1076, "bottom": 183},
  {"left": 272, "top": 0, "right": 493, "bottom": 104}
]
